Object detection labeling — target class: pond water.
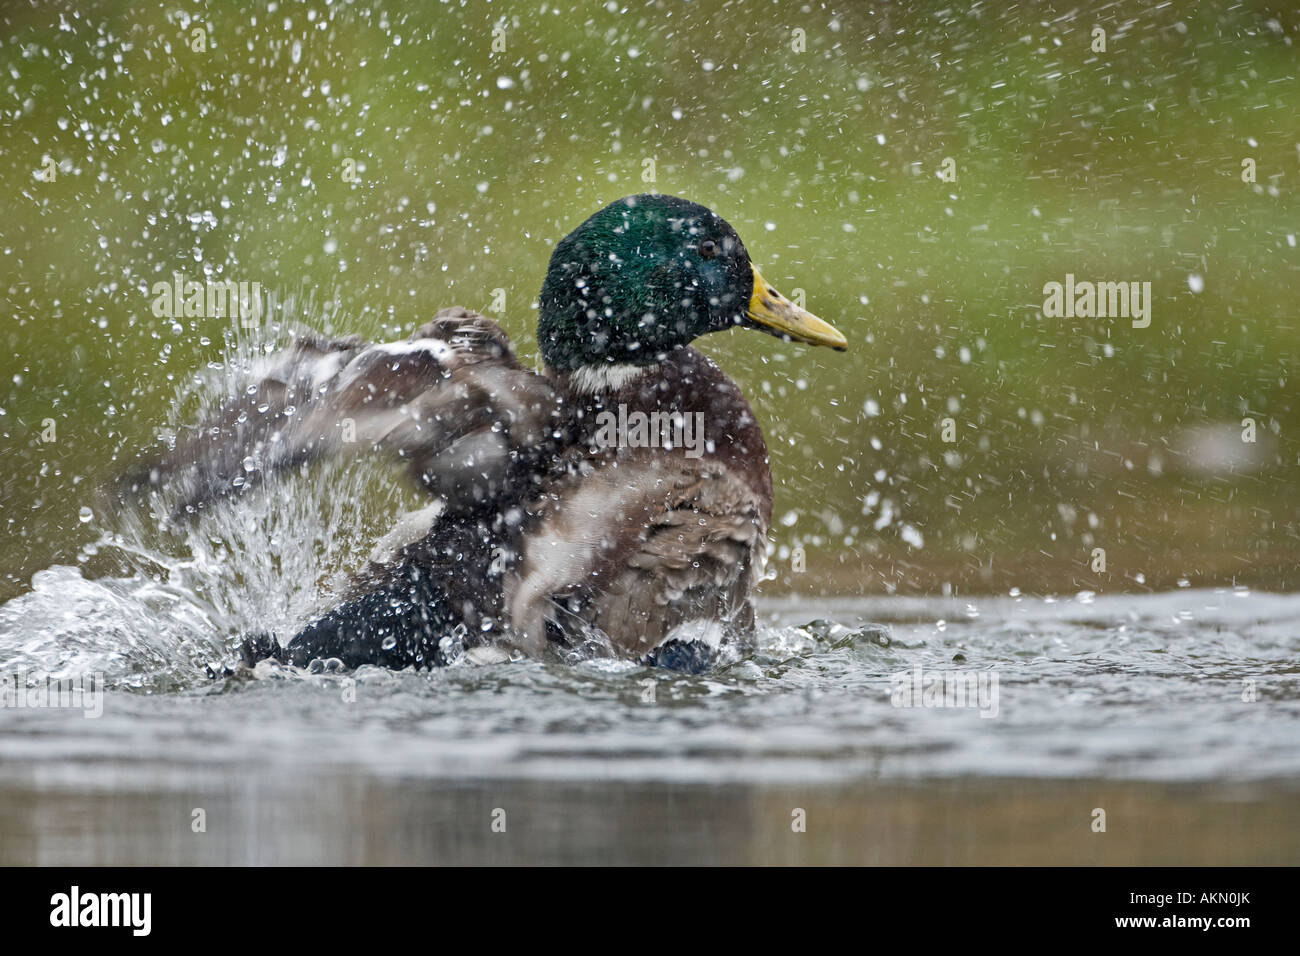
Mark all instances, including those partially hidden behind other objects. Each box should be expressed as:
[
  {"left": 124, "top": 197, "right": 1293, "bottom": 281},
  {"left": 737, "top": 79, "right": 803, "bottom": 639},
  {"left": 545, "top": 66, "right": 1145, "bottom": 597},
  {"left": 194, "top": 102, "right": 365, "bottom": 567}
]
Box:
[
  {"left": 2, "top": 564, "right": 1296, "bottom": 863},
  {"left": 2, "top": 0, "right": 1297, "bottom": 865}
]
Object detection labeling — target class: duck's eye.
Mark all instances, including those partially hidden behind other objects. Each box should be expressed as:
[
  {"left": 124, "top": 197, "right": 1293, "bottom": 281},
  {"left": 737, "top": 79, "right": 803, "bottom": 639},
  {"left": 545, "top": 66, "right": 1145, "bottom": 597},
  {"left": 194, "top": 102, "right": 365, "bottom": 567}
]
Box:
[{"left": 698, "top": 240, "right": 719, "bottom": 259}]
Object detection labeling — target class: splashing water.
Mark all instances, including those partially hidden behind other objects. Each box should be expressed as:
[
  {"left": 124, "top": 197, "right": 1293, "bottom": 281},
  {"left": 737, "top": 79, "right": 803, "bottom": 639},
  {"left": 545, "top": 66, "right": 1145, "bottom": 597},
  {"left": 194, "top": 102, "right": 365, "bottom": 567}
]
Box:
[{"left": 0, "top": 308, "right": 424, "bottom": 690}]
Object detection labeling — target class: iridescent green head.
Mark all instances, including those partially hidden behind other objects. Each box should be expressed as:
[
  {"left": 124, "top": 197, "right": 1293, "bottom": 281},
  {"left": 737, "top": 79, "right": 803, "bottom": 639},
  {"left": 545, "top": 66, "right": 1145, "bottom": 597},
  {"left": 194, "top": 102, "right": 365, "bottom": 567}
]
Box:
[{"left": 538, "top": 194, "right": 845, "bottom": 373}]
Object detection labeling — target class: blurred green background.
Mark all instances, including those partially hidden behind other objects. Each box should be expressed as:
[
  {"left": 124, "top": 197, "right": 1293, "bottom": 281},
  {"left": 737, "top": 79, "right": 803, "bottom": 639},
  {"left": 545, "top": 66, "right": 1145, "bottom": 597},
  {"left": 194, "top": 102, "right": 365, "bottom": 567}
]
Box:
[{"left": 2, "top": 0, "right": 1297, "bottom": 603}]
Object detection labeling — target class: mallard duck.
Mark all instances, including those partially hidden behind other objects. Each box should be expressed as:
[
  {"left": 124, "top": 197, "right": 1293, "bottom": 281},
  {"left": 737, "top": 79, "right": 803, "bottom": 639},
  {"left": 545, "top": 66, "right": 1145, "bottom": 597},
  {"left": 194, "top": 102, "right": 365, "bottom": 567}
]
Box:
[{"left": 124, "top": 194, "right": 846, "bottom": 672}]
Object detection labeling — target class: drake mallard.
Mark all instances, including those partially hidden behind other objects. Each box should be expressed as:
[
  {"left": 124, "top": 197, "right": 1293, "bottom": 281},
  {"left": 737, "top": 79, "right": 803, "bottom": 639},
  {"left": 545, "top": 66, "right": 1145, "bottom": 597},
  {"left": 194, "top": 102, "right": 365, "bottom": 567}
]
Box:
[{"left": 124, "top": 194, "right": 846, "bottom": 672}]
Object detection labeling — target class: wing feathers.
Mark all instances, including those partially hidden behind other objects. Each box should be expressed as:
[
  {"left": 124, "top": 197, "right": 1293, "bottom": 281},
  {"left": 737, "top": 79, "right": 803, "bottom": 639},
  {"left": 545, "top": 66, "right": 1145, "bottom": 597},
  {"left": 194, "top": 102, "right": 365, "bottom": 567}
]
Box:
[{"left": 120, "top": 308, "right": 562, "bottom": 517}]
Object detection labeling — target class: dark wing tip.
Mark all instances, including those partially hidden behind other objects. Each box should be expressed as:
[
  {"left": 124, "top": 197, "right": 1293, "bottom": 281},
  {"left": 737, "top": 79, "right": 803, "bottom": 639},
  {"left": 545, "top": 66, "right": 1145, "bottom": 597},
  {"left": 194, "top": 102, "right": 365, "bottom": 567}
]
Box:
[{"left": 412, "top": 307, "right": 515, "bottom": 362}]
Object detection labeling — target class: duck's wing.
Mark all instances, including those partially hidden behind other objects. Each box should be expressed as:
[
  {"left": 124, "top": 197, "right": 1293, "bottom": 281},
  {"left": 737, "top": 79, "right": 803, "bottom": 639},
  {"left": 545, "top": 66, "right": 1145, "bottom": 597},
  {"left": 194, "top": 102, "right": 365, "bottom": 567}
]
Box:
[
  {"left": 119, "top": 308, "right": 564, "bottom": 517},
  {"left": 505, "top": 455, "right": 769, "bottom": 659}
]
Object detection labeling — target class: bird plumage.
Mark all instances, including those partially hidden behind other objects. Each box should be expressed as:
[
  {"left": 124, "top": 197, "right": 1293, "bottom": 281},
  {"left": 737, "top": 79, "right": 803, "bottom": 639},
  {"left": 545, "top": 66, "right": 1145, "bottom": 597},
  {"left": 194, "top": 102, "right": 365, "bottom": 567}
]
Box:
[{"left": 120, "top": 194, "right": 846, "bottom": 672}]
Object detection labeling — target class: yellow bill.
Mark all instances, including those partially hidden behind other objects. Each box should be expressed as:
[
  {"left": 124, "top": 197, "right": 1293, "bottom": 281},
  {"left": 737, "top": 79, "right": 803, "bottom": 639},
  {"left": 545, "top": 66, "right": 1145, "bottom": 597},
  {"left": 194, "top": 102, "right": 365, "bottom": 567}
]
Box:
[{"left": 745, "top": 266, "right": 847, "bottom": 350}]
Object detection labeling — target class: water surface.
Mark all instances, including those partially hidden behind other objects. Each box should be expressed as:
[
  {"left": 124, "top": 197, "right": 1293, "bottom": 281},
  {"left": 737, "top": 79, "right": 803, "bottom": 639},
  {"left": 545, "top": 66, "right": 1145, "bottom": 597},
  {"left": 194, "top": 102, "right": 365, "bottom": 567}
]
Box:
[{"left": 2, "top": 575, "right": 1296, "bottom": 863}]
